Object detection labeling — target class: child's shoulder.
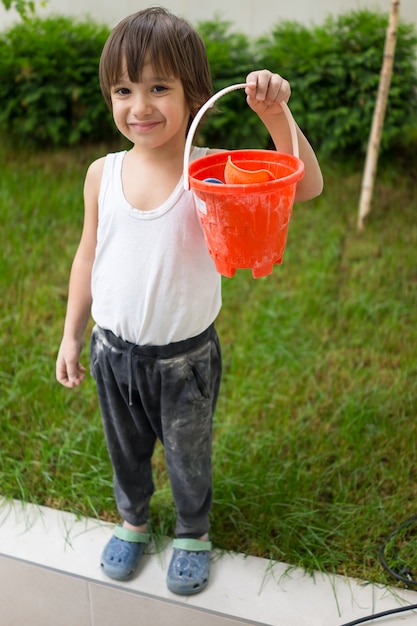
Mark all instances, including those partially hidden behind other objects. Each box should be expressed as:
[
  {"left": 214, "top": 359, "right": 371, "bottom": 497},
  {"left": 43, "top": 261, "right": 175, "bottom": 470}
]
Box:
[
  {"left": 84, "top": 150, "right": 127, "bottom": 197},
  {"left": 88, "top": 150, "right": 123, "bottom": 170},
  {"left": 87, "top": 150, "right": 125, "bottom": 174},
  {"left": 85, "top": 150, "right": 120, "bottom": 180},
  {"left": 206, "top": 148, "right": 224, "bottom": 156},
  {"left": 85, "top": 155, "right": 106, "bottom": 187}
]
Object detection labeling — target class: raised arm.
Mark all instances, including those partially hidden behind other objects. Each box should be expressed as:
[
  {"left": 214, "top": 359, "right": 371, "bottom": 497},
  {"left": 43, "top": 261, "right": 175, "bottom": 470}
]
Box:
[{"left": 245, "top": 70, "right": 323, "bottom": 202}]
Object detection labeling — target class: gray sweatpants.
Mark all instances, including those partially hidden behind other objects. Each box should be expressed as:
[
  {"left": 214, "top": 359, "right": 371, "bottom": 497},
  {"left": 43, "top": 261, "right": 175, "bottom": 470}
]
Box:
[{"left": 90, "top": 323, "right": 222, "bottom": 538}]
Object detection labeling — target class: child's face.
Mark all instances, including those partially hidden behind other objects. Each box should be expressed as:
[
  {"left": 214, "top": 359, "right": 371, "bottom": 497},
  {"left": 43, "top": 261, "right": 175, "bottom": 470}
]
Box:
[{"left": 110, "top": 58, "right": 192, "bottom": 150}]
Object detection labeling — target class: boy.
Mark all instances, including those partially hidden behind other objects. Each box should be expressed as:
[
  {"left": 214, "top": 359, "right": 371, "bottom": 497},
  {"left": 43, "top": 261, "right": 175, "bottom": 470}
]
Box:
[{"left": 56, "top": 6, "right": 323, "bottom": 595}]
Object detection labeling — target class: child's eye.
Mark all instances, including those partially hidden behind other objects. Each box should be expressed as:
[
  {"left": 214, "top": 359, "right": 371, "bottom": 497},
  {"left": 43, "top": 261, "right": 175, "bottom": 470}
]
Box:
[
  {"left": 152, "top": 85, "right": 168, "bottom": 93},
  {"left": 114, "top": 87, "right": 131, "bottom": 96}
]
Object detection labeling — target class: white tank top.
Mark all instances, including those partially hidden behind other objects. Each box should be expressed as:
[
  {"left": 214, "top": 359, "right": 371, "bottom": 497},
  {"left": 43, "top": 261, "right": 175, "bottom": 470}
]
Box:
[{"left": 91, "top": 148, "right": 221, "bottom": 345}]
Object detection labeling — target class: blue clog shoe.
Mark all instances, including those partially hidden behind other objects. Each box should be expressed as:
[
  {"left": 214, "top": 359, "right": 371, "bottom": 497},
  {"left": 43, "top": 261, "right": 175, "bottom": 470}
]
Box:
[
  {"left": 167, "top": 537, "right": 212, "bottom": 595},
  {"left": 101, "top": 524, "right": 150, "bottom": 581}
]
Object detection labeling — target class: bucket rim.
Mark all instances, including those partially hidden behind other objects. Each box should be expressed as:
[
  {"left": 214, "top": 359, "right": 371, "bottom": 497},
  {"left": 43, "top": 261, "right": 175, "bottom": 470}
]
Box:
[{"left": 188, "top": 149, "right": 305, "bottom": 193}]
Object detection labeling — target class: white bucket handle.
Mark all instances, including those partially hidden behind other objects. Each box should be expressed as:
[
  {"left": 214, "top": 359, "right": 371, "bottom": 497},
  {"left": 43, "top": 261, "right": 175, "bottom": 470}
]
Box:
[{"left": 183, "top": 82, "right": 299, "bottom": 191}]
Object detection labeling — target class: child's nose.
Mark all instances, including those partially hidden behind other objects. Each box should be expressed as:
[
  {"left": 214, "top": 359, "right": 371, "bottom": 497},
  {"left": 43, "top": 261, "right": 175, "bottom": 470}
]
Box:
[{"left": 131, "top": 92, "right": 152, "bottom": 116}]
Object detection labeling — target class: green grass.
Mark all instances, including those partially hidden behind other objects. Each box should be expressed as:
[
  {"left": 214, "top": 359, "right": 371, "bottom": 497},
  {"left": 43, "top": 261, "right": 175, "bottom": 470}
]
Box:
[{"left": 1, "top": 140, "right": 417, "bottom": 587}]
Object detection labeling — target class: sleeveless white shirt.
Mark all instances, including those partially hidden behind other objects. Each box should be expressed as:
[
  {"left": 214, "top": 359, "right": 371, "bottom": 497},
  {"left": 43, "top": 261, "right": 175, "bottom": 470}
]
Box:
[{"left": 91, "top": 148, "right": 221, "bottom": 345}]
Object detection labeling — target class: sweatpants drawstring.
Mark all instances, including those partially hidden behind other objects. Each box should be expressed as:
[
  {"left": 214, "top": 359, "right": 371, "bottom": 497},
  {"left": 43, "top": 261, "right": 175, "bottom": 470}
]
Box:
[{"left": 127, "top": 343, "right": 135, "bottom": 406}]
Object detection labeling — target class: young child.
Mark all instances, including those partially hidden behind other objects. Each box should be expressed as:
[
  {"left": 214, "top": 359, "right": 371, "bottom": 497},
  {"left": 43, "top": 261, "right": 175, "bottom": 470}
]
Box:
[{"left": 56, "top": 7, "right": 323, "bottom": 595}]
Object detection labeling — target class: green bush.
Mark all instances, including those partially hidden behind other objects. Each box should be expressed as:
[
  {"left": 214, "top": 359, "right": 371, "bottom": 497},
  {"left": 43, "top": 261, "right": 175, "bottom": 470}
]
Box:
[
  {"left": 256, "top": 9, "right": 417, "bottom": 157},
  {"left": 196, "top": 19, "right": 268, "bottom": 149},
  {"left": 0, "top": 11, "right": 416, "bottom": 156},
  {"left": 0, "top": 16, "right": 115, "bottom": 146}
]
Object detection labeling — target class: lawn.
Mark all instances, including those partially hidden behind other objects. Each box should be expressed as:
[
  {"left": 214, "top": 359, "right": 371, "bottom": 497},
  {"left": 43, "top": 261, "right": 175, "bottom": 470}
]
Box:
[{"left": 1, "top": 140, "right": 416, "bottom": 586}]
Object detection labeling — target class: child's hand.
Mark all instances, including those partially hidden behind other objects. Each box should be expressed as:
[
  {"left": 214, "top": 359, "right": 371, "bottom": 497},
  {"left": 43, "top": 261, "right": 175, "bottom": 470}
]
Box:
[
  {"left": 56, "top": 338, "right": 86, "bottom": 388},
  {"left": 245, "top": 70, "right": 291, "bottom": 117}
]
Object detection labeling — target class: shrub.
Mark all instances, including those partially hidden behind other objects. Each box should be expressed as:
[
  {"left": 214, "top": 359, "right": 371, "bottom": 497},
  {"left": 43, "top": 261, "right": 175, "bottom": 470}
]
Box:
[
  {"left": 0, "top": 16, "right": 115, "bottom": 146},
  {"left": 256, "top": 9, "right": 417, "bottom": 157},
  {"left": 0, "top": 11, "right": 416, "bottom": 156},
  {"left": 196, "top": 19, "right": 269, "bottom": 150}
]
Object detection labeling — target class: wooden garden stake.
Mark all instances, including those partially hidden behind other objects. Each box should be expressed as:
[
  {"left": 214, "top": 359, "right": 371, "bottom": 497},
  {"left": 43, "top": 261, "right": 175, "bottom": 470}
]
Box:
[{"left": 357, "top": 0, "right": 400, "bottom": 230}]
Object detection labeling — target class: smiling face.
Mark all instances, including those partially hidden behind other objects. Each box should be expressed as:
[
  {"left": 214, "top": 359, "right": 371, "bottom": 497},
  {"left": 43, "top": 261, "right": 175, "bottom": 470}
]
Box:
[
  {"left": 99, "top": 8, "right": 213, "bottom": 140},
  {"left": 110, "top": 60, "right": 191, "bottom": 150}
]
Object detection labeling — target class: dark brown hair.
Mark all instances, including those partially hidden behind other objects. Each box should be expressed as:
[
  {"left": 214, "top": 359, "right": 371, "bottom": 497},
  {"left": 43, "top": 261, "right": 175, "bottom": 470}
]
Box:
[{"left": 99, "top": 7, "right": 212, "bottom": 121}]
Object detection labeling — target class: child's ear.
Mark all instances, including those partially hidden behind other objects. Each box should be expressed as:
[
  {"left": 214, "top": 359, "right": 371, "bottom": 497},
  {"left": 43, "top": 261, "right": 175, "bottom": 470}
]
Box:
[{"left": 190, "top": 102, "right": 201, "bottom": 118}]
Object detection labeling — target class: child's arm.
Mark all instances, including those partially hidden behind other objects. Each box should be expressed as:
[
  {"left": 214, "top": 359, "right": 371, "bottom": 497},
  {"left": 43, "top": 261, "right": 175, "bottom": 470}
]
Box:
[
  {"left": 245, "top": 70, "right": 323, "bottom": 202},
  {"left": 56, "top": 157, "right": 104, "bottom": 388}
]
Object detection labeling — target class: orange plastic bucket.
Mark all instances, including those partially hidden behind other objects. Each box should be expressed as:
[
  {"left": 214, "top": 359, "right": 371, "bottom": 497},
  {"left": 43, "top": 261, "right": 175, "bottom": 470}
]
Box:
[{"left": 184, "top": 84, "right": 304, "bottom": 278}]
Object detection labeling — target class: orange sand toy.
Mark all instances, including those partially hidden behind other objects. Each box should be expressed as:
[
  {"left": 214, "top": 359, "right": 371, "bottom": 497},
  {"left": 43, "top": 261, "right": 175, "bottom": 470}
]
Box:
[{"left": 224, "top": 155, "right": 274, "bottom": 184}]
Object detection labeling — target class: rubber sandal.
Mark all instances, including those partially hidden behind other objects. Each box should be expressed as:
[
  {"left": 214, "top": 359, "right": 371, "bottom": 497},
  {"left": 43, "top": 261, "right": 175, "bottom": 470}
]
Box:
[
  {"left": 100, "top": 524, "right": 150, "bottom": 581},
  {"left": 166, "top": 537, "right": 212, "bottom": 595}
]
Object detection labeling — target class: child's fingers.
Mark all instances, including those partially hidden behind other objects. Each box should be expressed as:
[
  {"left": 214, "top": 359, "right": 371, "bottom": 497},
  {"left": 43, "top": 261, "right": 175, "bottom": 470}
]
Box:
[
  {"left": 245, "top": 70, "right": 269, "bottom": 102},
  {"left": 245, "top": 71, "right": 291, "bottom": 106},
  {"left": 68, "top": 363, "right": 86, "bottom": 386},
  {"left": 56, "top": 358, "right": 86, "bottom": 387},
  {"left": 268, "top": 75, "right": 291, "bottom": 105}
]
